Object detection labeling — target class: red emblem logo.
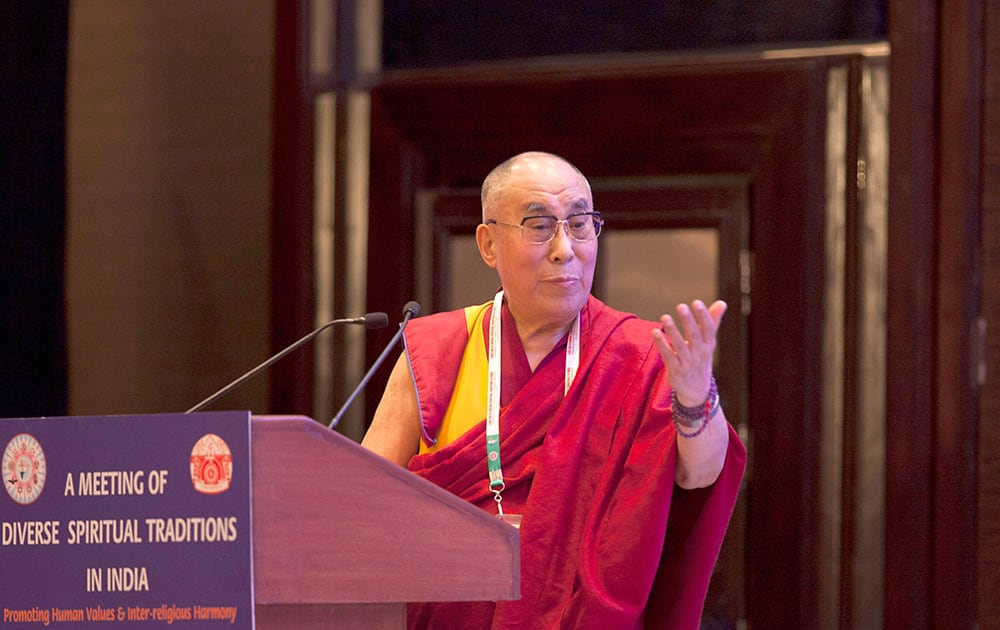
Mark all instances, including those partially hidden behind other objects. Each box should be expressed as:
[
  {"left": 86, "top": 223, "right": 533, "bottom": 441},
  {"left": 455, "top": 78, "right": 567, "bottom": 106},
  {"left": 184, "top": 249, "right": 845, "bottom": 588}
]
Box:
[
  {"left": 3, "top": 433, "right": 47, "bottom": 505},
  {"left": 189, "top": 433, "right": 233, "bottom": 495}
]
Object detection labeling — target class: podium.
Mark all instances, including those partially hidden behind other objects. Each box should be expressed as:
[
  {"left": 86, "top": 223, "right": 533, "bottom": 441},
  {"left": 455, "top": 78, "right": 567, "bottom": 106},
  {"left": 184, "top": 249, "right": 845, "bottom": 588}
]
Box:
[
  {"left": 251, "top": 415, "right": 520, "bottom": 629},
  {"left": 0, "top": 412, "right": 518, "bottom": 629}
]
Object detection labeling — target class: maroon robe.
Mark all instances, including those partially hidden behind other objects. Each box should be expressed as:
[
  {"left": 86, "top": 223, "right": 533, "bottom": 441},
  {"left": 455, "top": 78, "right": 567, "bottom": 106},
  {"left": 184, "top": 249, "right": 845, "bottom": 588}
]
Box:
[{"left": 403, "top": 296, "right": 745, "bottom": 629}]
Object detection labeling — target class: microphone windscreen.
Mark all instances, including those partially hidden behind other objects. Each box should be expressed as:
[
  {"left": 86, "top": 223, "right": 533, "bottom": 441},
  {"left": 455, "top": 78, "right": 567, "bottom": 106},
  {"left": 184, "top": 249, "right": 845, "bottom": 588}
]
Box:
[
  {"left": 402, "top": 301, "right": 421, "bottom": 318},
  {"left": 364, "top": 312, "right": 389, "bottom": 329}
]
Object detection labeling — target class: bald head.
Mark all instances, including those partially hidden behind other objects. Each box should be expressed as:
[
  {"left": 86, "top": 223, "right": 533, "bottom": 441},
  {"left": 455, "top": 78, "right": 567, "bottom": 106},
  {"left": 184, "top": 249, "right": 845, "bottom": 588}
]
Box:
[{"left": 481, "top": 152, "right": 591, "bottom": 222}]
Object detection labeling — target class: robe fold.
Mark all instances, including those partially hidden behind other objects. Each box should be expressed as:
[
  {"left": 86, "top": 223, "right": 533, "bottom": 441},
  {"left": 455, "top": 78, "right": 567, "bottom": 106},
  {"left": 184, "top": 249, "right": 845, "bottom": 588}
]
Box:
[{"left": 403, "top": 296, "right": 746, "bottom": 629}]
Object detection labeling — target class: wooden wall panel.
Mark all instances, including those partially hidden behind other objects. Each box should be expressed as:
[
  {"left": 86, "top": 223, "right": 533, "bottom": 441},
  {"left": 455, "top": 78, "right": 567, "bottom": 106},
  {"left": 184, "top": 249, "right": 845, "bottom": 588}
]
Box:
[
  {"left": 934, "top": 1, "right": 983, "bottom": 626},
  {"left": 979, "top": 2, "right": 1000, "bottom": 628},
  {"left": 66, "top": 1, "right": 274, "bottom": 416},
  {"left": 885, "top": 0, "right": 988, "bottom": 627},
  {"left": 270, "top": 0, "right": 316, "bottom": 416},
  {"left": 884, "top": 2, "right": 938, "bottom": 626}
]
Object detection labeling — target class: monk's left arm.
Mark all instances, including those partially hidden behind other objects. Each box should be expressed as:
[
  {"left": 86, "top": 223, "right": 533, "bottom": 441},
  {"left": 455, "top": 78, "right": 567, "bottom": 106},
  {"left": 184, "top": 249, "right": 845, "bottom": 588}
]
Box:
[
  {"left": 651, "top": 299, "right": 732, "bottom": 489},
  {"left": 673, "top": 406, "right": 730, "bottom": 488}
]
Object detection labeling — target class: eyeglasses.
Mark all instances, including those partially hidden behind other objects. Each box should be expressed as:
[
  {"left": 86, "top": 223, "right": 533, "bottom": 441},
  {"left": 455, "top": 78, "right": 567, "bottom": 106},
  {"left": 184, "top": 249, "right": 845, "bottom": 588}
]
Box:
[{"left": 486, "top": 212, "right": 604, "bottom": 244}]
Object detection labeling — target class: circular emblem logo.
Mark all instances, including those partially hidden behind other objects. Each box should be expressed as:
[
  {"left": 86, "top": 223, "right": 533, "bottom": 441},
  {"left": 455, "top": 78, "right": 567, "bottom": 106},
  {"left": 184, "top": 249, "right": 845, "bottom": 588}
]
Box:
[
  {"left": 190, "top": 433, "right": 233, "bottom": 495},
  {"left": 3, "top": 433, "right": 47, "bottom": 505}
]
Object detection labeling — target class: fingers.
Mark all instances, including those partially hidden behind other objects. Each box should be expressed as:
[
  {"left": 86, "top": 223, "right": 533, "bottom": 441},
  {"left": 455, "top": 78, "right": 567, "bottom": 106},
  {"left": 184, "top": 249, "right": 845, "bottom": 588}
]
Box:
[
  {"left": 651, "top": 326, "right": 676, "bottom": 364},
  {"left": 658, "top": 313, "right": 686, "bottom": 356},
  {"left": 707, "top": 299, "right": 728, "bottom": 328},
  {"left": 654, "top": 300, "right": 727, "bottom": 344},
  {"left": 671, "top": 300, "right": 727, "bottom": 343},
  {"left": 688, "top": 299, "right": 727, "bottom": 335},
  {"left": 653, "top": 299, "right": 727, "bottom": 405},
  {"left": 678, "top": 302, "right": 706, "bottom": 345},
  {"left": 652, "top": 299, "right": 726, "bottom": 363}
]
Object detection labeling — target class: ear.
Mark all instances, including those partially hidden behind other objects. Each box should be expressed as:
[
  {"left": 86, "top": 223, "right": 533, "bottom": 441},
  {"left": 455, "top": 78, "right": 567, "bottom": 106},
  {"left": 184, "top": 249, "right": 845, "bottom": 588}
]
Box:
[{"left": 476, "top": 223, "right": 498, "bottom": 269}]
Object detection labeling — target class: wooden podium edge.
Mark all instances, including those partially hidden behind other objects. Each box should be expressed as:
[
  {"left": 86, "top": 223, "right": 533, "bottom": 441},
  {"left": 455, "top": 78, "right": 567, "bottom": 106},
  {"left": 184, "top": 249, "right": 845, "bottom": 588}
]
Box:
[{"left": 250, "top": 415, "right": 520, "bottom": 606}]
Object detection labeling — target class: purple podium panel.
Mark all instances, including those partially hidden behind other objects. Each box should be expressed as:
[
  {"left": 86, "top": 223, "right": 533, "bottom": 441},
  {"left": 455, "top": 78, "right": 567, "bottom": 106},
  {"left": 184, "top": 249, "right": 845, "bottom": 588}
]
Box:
[{"left": 0, "top": 411, "right": 252, "bottom": 627}]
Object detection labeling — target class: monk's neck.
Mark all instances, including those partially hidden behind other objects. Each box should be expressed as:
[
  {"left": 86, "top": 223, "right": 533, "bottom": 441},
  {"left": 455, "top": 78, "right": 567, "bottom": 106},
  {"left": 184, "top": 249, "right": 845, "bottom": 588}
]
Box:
[{"left": 511, "top": 317, "right": 574, "bottom": 372}]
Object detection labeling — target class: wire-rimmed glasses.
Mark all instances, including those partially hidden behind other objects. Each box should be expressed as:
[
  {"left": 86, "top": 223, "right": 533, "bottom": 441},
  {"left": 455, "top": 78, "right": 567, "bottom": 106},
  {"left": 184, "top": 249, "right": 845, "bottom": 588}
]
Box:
[{"left": 486, "top": 211, "right": 604, "bottom": 244}]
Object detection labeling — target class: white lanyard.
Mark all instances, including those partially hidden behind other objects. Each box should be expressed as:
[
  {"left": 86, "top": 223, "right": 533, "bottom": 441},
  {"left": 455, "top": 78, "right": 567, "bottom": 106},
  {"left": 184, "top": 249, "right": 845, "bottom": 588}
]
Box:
[{"left": 486, "top": 290, "right": 580, "bottom": 522}]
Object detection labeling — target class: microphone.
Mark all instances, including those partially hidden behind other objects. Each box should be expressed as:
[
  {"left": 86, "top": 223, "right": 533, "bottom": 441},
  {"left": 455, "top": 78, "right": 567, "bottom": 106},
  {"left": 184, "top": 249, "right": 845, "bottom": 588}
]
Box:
[
  {"left": 328, "top": 301, "right": 421, "bottom": 429},
  {"left": 185, "top": 312, "right": 389, "bottom": 414}
]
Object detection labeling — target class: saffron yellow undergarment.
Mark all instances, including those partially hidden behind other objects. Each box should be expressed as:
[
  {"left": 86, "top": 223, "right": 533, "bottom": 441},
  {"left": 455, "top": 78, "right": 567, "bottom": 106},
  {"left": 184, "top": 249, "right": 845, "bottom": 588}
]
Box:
[{"left": 418, "top": 301, "right": 491, "bottom": 454}]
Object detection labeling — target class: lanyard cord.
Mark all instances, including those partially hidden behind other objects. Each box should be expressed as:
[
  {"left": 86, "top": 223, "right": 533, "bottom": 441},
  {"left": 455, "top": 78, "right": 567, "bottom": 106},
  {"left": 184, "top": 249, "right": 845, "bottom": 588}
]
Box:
[{"left": 486, "top": 290, "right": 580, "bottom": 517}]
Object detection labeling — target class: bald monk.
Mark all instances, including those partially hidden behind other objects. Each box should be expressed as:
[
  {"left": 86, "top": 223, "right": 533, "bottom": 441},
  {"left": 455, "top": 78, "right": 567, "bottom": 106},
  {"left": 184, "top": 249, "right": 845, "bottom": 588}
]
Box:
[{"left": 362, "top": 151, "right": 745, "bottom": 629}]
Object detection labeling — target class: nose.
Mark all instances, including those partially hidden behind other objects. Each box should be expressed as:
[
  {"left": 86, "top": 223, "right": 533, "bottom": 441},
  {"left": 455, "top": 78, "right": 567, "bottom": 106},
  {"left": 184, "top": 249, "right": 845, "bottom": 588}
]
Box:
[{"left": 548, "top": 221, "right": 575, "bottom": 261}]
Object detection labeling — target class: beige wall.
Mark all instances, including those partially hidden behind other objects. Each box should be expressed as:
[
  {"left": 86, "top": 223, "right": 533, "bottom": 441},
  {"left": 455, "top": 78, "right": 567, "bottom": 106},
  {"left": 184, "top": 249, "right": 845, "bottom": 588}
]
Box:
[{"left": 66, "top": 1, "right": 275, "bottom": 415}]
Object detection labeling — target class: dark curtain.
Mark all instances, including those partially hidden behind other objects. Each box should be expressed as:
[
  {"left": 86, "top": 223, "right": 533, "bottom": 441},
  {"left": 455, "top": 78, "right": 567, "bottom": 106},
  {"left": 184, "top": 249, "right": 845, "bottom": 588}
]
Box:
[{"left": 0, "top": 1, "right": 68, "bottom": 417}]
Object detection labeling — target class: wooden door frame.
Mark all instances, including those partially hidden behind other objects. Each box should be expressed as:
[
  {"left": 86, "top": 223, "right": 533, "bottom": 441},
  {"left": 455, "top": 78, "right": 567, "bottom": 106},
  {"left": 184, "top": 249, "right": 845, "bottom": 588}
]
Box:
[
  {"left": 363, "top": 50, "right": 856, "bottom": 628},
  {"left": 269, "top": 1, "right": 989, "bottom": 625}
]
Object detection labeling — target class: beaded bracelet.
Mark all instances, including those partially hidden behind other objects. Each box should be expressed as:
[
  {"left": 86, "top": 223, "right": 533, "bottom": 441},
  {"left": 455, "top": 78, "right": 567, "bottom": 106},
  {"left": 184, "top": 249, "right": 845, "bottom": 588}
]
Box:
[{"left": 671, "top": 377, "right": 720, "bottom": 439}]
